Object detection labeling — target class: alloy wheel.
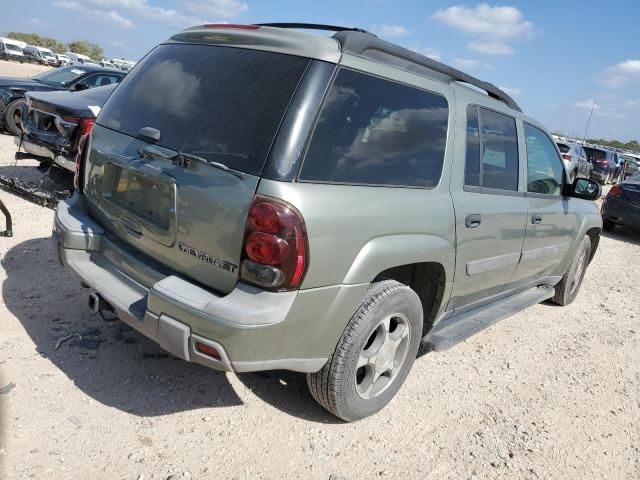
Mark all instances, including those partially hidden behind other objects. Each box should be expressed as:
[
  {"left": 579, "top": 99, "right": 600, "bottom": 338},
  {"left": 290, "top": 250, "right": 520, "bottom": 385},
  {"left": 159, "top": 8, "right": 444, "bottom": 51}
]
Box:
[{"left": 355, "top": 313, "right": 411, "bottom": 400}]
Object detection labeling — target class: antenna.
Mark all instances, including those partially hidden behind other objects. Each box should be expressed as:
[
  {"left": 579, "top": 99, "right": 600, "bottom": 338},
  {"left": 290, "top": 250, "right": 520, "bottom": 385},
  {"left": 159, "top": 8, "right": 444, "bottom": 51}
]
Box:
[{"left": 582, "top": 100, "right": 596, "bottom": 144}]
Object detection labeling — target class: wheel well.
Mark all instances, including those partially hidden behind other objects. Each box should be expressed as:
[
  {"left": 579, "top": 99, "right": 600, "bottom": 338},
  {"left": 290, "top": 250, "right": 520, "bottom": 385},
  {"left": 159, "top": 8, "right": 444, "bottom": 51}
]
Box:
[
  {"left": 586, "top": 227, "right": 601, "bottom": 263},
  {"left": 375, "top": 262, "right": 446, "bottom": 336}
]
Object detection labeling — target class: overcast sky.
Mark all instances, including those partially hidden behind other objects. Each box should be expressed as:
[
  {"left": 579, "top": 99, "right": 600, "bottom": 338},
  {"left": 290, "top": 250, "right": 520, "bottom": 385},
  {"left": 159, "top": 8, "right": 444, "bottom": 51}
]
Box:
[{"left": 4, "top": 0, "right": 639, "bottom": 141}]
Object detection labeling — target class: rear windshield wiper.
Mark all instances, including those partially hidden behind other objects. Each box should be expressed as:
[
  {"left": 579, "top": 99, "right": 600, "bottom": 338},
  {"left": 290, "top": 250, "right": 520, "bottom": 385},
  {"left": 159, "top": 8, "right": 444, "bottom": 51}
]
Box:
[
  {"left": 137, "top": 146, "right": 245, "bottom": 179},
  {"left": 178, "top": 152, "right": 245, "bottom": 179}
]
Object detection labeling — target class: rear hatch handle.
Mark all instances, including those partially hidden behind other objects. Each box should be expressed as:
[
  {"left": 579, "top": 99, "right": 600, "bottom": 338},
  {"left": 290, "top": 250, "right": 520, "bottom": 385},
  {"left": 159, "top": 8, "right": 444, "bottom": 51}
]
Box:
[{"left": 137, "top": 145, "right": 245, "bottom": 180}]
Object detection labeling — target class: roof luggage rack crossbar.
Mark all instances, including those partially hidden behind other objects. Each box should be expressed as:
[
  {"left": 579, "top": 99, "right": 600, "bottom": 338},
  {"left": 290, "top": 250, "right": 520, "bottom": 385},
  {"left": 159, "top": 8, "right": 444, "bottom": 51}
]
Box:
[
  {"left": 256, "top": 23, "right": 376, "bottom": 36},
  {"left": 332, "top": 31, "right": 522, "bottom": 112}
]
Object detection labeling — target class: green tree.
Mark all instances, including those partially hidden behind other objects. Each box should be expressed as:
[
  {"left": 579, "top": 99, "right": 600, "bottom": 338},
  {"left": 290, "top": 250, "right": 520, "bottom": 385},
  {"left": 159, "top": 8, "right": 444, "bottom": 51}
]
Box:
[
  {"left": 68, "top": 40, "right": 104, "bottom": 60},
  {"left": 7, "top": 32, "right": 66, "bottom": 53}
]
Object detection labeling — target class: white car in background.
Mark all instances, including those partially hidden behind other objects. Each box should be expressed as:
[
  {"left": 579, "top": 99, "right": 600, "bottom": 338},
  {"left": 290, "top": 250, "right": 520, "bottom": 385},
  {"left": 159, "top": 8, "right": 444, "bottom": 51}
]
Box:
[
  {"left": 0, "top": 37, "right": 26, "bottom": 62},
  {"left": 556, "top": 141, "right": 592, "bottom": 180},
  {"left": 54, "top": 53, "right": 70, "bottom": 67},
  {"left": 65, "top": 52, "right": 94, "bottom": 65}
]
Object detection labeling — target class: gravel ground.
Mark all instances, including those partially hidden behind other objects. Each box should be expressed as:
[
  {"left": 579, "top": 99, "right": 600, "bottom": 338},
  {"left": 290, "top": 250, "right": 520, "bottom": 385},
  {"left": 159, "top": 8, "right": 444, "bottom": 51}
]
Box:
[{"left": 0, "top": 61, "right": 639, "bottom": 480}]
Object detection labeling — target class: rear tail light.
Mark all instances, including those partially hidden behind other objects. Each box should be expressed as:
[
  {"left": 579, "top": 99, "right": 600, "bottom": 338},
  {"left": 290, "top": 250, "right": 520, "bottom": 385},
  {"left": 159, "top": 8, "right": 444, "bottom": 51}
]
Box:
[
  {"left": 73, "top": 117, "right": 95, "bottom": 191},
  {"left": 609, "top": 184, "right": 623, "bottom": 198},
  {"left": 561, "top": 154, "right": 572, "bottom": 161},
  {"left": 240, "top": 195, "right": 308, "bottom": 290}
]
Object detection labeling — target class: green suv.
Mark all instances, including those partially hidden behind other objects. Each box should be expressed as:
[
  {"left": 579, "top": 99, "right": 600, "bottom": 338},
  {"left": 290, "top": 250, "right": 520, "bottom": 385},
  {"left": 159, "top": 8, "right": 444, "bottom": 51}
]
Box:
[{"left": 53, "top": 23, "right": 602, "bottom": 421}]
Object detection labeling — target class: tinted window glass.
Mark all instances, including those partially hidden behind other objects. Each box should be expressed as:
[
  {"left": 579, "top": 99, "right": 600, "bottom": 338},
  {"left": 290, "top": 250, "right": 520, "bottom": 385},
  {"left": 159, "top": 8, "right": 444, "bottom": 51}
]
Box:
[
  {"left": 83, "top": 74, "right": 121, "bottom": 87},
  {"left": 98, "top": 44, "right": 309, "bottom": 175},
  {"left": 556, "top": 143, "right": 570, "bottom": 153},
  {"left": 300, "top": 69, "right": 449, "bottom": 187},
  {"left": 480, "top": 108, "right": 519, "bottom": 191},
  {"left": 525, "top": 124, "right": 564, "bottom": 195},
  {"left": 583, "top": 147, "right": 606, "bottom": 161},
  {"left": 465, "top": 105, "right": 480, "bottom": 186}
]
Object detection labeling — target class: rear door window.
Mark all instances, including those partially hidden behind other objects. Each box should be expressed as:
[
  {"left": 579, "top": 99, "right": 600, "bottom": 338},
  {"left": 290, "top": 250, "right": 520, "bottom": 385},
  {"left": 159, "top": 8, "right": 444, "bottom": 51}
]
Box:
[
  {"left": 464, "top": 106, "right": 519, "bottom": 192},
  {"left": 299, "top": 69, "right": 449, "bottom": 188},
  {"left": 97, "top": 44, "right": 310, "bottom": 175},
  {"left": 83, "top": 74, "right": 121, "bottom": 87}
]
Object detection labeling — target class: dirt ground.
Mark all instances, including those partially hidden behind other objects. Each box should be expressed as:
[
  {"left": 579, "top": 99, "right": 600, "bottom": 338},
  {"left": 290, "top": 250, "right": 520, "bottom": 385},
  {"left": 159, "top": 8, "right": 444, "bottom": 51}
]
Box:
[
  {"left": 0, "top": 61, "right": 639, "bottom": 480},
  {"left": 0, "top": 59, "right": 50, "bottom": 77}
]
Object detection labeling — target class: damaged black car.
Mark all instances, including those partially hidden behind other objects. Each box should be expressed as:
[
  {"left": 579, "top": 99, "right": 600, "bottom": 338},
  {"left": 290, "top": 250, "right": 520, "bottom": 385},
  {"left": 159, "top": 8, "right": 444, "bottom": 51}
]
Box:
[
  {"left": 0, "top": 65, "right": 124, "bottom": 135},
  {"left": 17, "top": 84, "right": 115, "bottom": 173}
]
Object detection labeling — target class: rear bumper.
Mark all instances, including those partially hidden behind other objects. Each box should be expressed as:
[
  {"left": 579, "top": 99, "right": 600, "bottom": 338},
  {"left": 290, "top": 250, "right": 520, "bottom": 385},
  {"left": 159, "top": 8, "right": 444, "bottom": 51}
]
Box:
[
  {"left": 590, "top": 170, "right": 608, "bottom": 181},
  {"left": 53, "top": 194, "right": 366, "bottom": 373},
  {"left": 14, "top": 136, "right": 75, "bottom": 172},
  {"left": 602, "top": 196, "right": 640, "bottom": 229}
]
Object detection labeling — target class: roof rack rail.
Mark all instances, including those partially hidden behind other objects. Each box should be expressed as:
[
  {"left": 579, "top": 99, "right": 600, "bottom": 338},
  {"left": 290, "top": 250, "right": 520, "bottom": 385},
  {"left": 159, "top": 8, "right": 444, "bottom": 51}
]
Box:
[
  {"left": 256, "top": 23, "right": 376, "bottom": 36},
  {"left": 332, "top": 31, "right": 522, "bottom": 112}
]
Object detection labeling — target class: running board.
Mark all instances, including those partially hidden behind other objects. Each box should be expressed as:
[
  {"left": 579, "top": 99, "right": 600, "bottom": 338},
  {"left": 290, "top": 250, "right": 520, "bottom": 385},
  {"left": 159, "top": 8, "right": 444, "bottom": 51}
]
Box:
[{"left": 423, "top": 285, "right": 555, "bottom": 352}]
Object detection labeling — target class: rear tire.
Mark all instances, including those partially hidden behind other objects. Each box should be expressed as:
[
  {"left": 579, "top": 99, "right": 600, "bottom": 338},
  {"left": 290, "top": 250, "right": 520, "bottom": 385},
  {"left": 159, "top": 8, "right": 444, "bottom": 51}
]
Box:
[
  {"left": 551, "top": 237, "right": 591, "bottom": 306},
  {"left": 307, "top": 280, "right": 422, "bottom": 422},
  {"left": 3, "top": 98, "right": 25, "bottom": 136}
]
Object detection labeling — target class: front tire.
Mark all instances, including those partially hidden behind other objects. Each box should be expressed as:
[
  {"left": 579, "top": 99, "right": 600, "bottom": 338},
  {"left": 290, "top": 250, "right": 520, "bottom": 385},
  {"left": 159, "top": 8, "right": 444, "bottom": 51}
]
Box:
[
  {"left": 551, "top": 237, "right": 591, "bottom": 306},
  {"left": 307, "top": 280, "right": 422, "bottom": 422},
  {"left": 3, "top": 98, "right": 26, "bottom": 136}
]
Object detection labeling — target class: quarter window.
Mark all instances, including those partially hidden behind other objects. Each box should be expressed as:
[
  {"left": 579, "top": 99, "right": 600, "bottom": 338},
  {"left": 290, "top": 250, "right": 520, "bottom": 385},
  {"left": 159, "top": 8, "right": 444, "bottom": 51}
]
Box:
[
  {"left": 299, "top": 69, "right": 449, "bottom": 188},
  {"left": 464, "top": 106, "right": 519, "bottom": 191},
  {"left": 524, "top": 124, "right": 564, "bottom": 196}
]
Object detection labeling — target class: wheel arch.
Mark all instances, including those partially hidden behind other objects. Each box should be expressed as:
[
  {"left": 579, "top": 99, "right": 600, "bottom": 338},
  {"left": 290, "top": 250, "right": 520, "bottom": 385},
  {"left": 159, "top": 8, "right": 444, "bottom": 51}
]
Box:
[
  {"left": 586, "top": 226, "right": 601, "bottom": 263},
  {"left": 374, "top": 262, "right": 447, "bottom": 336}
]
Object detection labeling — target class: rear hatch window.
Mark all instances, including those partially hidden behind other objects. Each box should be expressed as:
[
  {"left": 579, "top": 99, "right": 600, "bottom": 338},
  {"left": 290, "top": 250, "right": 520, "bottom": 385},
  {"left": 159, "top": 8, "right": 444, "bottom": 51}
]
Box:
[
  {"left": 583, "top": 147, "right": 606, "bottom": 161},
  {"left": 98, "top": 43, "right": 309, "bottom": 175}
]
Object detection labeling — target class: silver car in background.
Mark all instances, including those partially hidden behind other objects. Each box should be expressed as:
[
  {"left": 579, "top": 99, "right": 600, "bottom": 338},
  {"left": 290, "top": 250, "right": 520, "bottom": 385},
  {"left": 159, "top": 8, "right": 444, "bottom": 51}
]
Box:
[{"left": 556, "top": 141, "right": 592, "bottom": 180}]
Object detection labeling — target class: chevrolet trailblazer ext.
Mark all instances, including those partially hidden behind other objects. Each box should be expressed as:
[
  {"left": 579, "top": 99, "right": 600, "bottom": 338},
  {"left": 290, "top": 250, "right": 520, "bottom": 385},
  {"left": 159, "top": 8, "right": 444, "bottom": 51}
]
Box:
[{"left": 53, "top": 23, "right": 602, "bottom": 421}]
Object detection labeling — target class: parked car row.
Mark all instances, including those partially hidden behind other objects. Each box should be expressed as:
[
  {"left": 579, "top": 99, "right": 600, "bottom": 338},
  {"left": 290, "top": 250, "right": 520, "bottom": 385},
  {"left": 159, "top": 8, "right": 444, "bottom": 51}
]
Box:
[
  {"left": 554, "top": 138, "right": 632, "bottom": 186},
  {"left": 556, "top": 140, "right": 592, "bottom": 180},
  {"left": 1, "top": 38, "right": 137, "bottom": 71}
]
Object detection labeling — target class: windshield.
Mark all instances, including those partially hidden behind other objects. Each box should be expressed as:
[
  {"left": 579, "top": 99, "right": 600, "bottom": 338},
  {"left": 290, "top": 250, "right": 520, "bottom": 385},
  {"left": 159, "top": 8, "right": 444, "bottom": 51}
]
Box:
[
  {"left": 40, "top": 49, "right": 54, "bottom": 56},
  {"left": 33, "top": 66, "right": 87, "bottom": 86},
  {"left": 98, "top": 44, "right": 309, "bottom": 175},
  {"left": 6, "top": 44, "right": 22, "bottom": 52}
]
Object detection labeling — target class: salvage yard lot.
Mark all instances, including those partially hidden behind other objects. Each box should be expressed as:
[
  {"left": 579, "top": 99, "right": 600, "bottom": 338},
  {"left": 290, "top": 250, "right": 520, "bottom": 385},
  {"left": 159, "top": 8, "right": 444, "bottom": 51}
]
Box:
[{"left": 0, "top": 61, "right": 639, "bottom": 479}]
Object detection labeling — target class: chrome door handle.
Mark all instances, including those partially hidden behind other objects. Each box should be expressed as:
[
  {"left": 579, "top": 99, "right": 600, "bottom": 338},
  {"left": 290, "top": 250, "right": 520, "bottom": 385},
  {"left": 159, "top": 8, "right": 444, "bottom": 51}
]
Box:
[
  {"left": 531, "top": 214, "right": 543, "bottom": 225},
  {"left": 465, "top": 214, "right": 482, "bottom": 228}
]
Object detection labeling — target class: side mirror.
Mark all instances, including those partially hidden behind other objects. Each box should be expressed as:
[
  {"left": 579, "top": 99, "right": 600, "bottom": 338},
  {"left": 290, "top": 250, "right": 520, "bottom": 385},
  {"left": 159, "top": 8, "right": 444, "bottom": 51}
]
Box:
[
  {"left": 73, "top": 82, "right": 89, "bottom": 91},
  {"left": 565, "top": 177, "right": 601, "bottom": 200}
]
